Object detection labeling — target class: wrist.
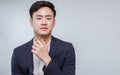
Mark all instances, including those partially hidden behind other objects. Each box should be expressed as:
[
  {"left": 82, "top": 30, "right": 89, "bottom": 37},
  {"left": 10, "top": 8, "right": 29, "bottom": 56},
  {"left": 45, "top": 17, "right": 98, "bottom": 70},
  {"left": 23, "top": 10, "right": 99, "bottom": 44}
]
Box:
[{"left": 43, "top": 56, "right": 51, "bottom": 67}]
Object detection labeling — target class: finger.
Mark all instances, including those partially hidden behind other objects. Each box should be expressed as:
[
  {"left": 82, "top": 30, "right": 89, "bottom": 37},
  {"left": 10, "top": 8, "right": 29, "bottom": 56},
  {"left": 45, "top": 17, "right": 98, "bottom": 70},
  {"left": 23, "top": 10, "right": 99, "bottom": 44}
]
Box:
[
  {"left": 32, "top": 45, "right": 38, "bottom": 51},
  {"left": 40, "top": 39, "right": 46, "bottom": 46},
  {"left": 33, "top": 40, "right": 40, "bottom": 48},
  {"left": 36, "top": 39, "right": 43, "bottom": 47},
  {"left": 31, "top": 49, "right": 38, "bottom": 55}
]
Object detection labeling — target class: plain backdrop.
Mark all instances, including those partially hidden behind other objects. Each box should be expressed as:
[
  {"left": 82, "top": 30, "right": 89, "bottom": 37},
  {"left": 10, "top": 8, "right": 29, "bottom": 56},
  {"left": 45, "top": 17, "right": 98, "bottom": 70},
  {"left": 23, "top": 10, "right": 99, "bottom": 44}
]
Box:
[{"left": 0, "top": 0, "right": 120, "bottom": 75}]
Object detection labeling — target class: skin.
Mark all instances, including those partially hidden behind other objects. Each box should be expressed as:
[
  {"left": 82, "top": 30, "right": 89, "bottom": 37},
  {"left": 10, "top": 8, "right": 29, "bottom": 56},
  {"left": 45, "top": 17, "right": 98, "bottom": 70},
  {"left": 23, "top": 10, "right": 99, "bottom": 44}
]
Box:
[{"left": 30, "top": 7, "right": 55, "bottom": 67}]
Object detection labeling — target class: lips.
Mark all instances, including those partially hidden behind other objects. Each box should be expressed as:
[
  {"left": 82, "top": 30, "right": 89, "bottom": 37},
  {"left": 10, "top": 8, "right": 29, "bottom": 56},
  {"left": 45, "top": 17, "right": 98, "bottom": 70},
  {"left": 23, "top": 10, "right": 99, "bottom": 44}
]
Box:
[{"left": 40, "top": 27, "right": 48, "bottom": 31}]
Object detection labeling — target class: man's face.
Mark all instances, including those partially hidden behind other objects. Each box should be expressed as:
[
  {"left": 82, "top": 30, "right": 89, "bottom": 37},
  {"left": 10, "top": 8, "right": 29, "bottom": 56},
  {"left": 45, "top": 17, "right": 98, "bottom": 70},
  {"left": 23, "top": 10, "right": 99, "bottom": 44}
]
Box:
[{"left": 30, "top": 7, "right": 55, "bottom": 36}]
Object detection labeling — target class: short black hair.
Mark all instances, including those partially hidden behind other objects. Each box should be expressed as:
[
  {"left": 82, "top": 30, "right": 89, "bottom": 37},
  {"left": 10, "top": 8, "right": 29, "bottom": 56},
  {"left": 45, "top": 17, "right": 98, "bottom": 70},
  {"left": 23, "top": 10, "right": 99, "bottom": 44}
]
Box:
[{"left": 29, "top": 1, "right": 56, "bottom": 18}]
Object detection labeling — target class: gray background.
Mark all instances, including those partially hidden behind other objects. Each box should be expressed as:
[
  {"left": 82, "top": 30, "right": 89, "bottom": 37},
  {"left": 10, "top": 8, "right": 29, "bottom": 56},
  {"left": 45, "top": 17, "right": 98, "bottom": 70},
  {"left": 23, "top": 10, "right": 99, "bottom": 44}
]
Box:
[{"left": 0, "top": 0, "right": 120, "bottom": 75}]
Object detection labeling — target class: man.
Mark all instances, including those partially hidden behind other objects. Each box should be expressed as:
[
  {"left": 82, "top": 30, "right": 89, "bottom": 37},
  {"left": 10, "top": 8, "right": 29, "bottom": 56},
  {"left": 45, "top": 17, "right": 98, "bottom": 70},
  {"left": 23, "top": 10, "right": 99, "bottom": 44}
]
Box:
[{"left": 11, "top": 1, "right": 75, "bottom": 75}]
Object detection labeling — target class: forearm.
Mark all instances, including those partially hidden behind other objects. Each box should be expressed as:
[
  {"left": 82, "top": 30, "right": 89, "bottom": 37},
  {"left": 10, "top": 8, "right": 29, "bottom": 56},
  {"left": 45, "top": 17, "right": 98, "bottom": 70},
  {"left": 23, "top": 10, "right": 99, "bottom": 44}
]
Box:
[{"left": 43, "top": 59, "right": 75, "bottom": 75}]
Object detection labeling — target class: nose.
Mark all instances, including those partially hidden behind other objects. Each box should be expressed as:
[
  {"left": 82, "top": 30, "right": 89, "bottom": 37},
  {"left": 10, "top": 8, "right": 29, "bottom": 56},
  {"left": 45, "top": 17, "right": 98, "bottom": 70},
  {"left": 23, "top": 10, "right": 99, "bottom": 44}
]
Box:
[{"left": 41, "top": 18, "right": 47, "bottom": 25}]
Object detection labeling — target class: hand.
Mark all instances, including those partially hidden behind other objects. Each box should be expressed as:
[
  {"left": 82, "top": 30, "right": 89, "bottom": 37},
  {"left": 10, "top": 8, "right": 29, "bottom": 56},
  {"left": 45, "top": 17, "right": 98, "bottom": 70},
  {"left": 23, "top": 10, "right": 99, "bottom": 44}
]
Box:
[{"left": 31, "top": 39, "right": 51, "bottom": 67}]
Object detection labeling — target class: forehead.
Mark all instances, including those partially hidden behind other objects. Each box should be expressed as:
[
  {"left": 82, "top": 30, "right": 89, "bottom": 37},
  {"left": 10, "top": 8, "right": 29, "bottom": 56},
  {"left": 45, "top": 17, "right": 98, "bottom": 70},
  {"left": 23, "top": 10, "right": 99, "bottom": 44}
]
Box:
[{"left": 33, "top": 7, "right": 54, "bottom": 17}]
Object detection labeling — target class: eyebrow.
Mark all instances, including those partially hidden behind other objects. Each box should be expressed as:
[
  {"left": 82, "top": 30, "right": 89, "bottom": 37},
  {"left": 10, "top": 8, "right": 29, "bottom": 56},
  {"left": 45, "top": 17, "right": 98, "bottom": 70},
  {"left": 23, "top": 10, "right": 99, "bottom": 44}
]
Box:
[{"left": 36, "top": 15, "right": 52, "bottom": 17}]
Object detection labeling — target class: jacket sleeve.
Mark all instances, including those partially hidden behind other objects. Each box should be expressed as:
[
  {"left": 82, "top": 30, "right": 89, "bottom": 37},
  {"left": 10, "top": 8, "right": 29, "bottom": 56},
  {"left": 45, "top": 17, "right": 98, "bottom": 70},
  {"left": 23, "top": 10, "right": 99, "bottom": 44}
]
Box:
[
  {"left": 43, "top": 44, "right": 76, "bottom": 75},
  {"left": 11, "top": 49, "right": 24, "bottom": 75}
]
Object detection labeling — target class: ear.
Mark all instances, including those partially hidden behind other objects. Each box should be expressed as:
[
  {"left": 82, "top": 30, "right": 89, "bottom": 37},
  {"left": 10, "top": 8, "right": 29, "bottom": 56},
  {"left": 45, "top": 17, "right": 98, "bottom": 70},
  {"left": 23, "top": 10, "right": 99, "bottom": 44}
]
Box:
[
  {"left": 29, "top": 18, "right": 33, "bottom": 27},
  {"left": 53, "top": 18, "right": 56, "bottom": 27}
]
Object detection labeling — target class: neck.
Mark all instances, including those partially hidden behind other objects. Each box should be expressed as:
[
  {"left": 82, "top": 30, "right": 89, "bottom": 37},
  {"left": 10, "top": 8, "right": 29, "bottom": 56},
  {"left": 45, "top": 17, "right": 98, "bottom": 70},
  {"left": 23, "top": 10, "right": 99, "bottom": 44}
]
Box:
[{"left": 34, "top": 33, "right": 52, "bottom": 44}]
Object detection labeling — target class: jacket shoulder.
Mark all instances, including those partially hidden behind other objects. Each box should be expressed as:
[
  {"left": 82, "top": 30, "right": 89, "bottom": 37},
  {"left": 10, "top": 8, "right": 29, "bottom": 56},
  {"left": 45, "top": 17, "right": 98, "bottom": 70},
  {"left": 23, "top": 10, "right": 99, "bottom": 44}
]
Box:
[
  {"left": 14, "top": 39, "right": 33, "bottom": 53},
  {"left": 53, "top": 37, "right": 73, "bottom": 48},
  {"left": 54, "top": 37, "right": 71, "bottom": 43}
]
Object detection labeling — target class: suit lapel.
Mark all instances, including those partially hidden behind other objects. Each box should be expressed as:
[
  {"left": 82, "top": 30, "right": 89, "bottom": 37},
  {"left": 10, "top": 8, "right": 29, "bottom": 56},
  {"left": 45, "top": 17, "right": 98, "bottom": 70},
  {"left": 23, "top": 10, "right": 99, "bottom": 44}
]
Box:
[{"left": 49, "top": 36, "right": 57, "bottom": 59}]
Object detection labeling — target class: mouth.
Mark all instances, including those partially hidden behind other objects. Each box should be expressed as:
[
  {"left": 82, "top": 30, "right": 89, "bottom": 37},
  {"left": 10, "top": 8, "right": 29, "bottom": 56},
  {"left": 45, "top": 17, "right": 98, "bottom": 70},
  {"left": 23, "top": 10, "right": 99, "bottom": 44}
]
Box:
[{"left": 40, "top": 27, "right": 48, "bottom": 31}]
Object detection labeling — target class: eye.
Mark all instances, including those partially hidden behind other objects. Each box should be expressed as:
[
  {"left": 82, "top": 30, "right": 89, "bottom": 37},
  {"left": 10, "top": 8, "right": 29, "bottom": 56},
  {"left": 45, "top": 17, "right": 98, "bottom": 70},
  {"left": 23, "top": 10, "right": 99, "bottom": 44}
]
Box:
[
  {"left": 47, "top": 18, "right": 52, "bottom": 20},
  {"left": 37, "top": 18, "right": 41, "bottom": 20}
]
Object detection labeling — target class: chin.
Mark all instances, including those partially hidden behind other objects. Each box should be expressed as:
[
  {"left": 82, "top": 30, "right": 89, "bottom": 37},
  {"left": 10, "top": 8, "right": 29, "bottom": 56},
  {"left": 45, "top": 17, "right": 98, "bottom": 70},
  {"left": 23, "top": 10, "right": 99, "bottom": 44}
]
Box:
[
  {"left": 39, "top": 33, "right": 51, "bottom": 36},
  {"left": 36, "top": 30, "right": 51, "bottom": 36}
]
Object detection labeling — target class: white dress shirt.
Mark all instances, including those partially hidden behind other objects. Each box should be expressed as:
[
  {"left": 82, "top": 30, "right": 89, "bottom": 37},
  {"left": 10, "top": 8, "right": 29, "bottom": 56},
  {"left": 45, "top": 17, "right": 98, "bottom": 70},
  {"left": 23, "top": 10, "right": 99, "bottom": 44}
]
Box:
[{"left": 33, "top": 39, "right": 51, "bottom": 75}]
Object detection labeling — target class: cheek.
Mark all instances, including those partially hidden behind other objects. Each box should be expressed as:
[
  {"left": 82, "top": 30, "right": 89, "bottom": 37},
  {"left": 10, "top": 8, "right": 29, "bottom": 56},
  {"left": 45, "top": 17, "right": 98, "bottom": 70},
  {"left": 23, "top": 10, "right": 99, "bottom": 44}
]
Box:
[
  {"left": 32, "top": 24, "right": 39, "bottom": 32},
  {"left": 48, "top": 24, "right": 54, "bottom": 30},
  {"left": 49, "top": 22, "right": 55, "bottom": 28},
  {"left": 32, "top": 21, "right": 40, "bottom": 28}
]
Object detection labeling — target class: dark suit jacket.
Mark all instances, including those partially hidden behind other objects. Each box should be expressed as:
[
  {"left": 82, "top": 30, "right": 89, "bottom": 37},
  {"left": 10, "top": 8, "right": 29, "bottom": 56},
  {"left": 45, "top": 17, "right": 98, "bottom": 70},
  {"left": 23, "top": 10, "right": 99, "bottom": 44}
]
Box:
[{"left": 11, "top": 36, "right": 75, "bottom": 75}]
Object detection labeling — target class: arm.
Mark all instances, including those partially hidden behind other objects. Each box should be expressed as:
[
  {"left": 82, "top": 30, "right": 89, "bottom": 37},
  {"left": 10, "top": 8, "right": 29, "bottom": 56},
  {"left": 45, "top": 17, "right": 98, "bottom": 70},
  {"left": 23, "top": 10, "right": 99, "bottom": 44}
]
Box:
[
  {"left": 32, "top": 39, "right": 76, "bottom": 75},
  {"left": 11, "top": 50, "right": 24, "bottom": 75},
  {"left": 43, "top": 44, "right": 76, "bottom": 75}
]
